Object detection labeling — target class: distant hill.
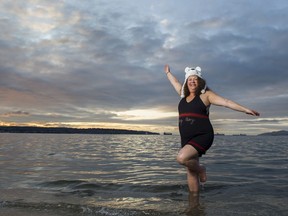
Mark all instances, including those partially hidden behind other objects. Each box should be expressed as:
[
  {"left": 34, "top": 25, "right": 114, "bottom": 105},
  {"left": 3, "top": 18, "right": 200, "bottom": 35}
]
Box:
[
  {"left": 0, "top": 126, "right": 159, "bottom": 135},
  {"left": 258, "top": 130, "right": 288, "bottom": 136}
]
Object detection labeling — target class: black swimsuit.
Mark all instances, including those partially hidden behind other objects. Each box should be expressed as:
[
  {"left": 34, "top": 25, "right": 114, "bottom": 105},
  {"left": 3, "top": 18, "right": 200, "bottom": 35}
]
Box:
[{"left": 178, "top": 95, "right": 214, "bottom": 157}]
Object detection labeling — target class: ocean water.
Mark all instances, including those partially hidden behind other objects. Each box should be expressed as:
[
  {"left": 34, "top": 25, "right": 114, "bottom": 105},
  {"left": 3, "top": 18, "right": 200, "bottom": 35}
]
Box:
[{"left": 0, "top": 133, "right": 287, "bottom": 216}]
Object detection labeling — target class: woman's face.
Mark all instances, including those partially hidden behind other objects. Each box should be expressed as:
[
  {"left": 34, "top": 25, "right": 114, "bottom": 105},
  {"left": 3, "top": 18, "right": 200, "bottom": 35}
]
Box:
[{"left": 187, "top": 75, "right": 199, "bottom": 92}]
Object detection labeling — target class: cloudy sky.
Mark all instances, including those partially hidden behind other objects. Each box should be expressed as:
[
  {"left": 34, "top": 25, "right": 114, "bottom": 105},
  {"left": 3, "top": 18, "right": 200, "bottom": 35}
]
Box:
[{"left": 0, "top": 0, "right": 287, "bottom": 135}]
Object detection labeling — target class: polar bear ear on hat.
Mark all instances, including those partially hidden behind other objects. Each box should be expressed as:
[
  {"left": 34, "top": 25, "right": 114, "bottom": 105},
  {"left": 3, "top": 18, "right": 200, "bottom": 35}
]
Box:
[
  {"left": 185, "top": 67, "right": 192, "bottom": 73},
  {"left": 195, "top": 66, "right": 201, "bottom": 72}
]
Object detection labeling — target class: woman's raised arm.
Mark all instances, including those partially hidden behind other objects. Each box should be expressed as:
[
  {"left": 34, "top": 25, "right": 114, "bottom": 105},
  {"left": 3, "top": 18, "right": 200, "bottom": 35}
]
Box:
[
  {"left": 206, "top": 91, "right": 260, "bottom": 116},
  {"left": 164, "top": 64, "right": 182, "bottom": 96}
]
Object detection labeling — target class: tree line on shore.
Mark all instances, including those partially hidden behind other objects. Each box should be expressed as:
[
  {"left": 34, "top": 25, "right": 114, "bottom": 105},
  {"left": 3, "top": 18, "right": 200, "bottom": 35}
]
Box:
[{"left": 0, "top": 126, "right": 159, "bottom": 135}]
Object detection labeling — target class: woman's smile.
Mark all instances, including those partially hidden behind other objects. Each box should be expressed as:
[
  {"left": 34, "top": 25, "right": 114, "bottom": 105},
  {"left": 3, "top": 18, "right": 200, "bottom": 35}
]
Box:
[{"left": 187, "top": 76, "right": 198, "bottom": 89}]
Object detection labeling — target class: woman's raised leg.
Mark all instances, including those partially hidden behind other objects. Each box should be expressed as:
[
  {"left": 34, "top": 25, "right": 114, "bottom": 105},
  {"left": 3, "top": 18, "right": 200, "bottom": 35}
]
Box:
[{"left": 177, "top": 145, "right": 207, "bottom": 192}]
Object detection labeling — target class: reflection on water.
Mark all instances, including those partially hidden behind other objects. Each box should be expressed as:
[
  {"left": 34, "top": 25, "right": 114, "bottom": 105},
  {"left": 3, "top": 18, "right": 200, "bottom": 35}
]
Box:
[{"left": 0, "top": 133, "right": 288, "bottom": 215}]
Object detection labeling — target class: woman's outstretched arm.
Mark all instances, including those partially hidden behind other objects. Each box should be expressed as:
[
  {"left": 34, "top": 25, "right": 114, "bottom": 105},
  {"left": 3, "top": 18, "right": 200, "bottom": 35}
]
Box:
[
  {"left": 164, "top": 64, "right": 182, "bottom": 96},
  {"left": 206, "top": 91, "right": 260, "bottom": 116}
]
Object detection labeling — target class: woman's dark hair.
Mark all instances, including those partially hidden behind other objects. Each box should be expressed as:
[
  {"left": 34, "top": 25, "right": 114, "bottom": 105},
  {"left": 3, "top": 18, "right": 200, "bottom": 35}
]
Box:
[{"left": 183, "top": 77, "right": 209, "bottom": 97}]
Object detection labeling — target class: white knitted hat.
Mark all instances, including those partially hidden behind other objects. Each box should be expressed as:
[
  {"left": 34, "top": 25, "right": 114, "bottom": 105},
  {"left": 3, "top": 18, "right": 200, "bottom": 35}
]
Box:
[{"left": 181, "top": 66, "right": 206, "bottom": 98}]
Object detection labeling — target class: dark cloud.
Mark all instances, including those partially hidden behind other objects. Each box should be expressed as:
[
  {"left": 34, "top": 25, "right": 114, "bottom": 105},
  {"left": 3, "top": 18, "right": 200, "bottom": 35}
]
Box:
[{"left": 1, "top": 111, "right": 30, "bottom": 117}]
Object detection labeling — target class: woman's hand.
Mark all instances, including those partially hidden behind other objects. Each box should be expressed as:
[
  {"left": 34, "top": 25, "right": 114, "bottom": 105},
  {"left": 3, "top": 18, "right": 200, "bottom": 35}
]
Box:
[
  {"left": 245, "top": 109, "right": 260, "bottom": 116},
  {"left": 164, "top": 64, "right": 170, "bottom": 74}
]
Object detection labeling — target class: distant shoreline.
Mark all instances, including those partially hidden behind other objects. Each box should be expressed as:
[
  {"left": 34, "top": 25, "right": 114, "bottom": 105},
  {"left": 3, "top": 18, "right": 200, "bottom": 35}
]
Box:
[
  {"left": 0, "top": 126, "right": 287, "bottom": 136},
  {"left": 257, "top": 130, "right": 288, "bottom": 136},
  {"left": 0, "top": 126, "right": 159, "bottom": 135}
]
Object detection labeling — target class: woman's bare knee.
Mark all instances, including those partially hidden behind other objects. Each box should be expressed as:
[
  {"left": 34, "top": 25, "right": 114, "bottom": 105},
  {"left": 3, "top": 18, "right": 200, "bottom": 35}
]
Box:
[
  {"left": 177, "top": 145, "right": 199, "bottom": 165},
  {"left": 176, "top": 154, "right": 186, "bottom": 165}
]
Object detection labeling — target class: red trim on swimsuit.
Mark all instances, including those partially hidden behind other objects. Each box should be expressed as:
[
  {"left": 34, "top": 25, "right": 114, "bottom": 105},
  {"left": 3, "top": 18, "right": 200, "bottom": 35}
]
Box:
[
  {"left": 188, "top": 140, "right": 207, "bottom": 152},
  {"left": 179, "top": 112, "right": 208, "bottom": 119}
]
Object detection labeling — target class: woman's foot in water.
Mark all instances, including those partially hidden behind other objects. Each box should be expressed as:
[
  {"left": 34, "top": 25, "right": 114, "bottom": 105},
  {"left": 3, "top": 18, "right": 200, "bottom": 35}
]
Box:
[{"left": 199, "top": 166, "right": 207, "bottom": 183}]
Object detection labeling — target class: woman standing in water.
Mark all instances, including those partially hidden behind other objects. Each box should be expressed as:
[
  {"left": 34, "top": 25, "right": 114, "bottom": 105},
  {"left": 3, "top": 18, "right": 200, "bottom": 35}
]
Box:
[{"left": 164, "top": 64, "right": 259, "bottom": 193}]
